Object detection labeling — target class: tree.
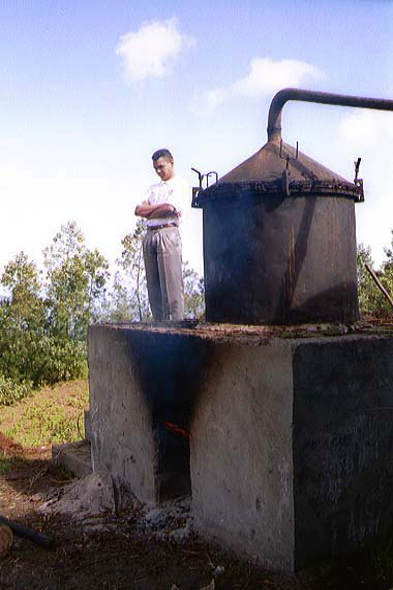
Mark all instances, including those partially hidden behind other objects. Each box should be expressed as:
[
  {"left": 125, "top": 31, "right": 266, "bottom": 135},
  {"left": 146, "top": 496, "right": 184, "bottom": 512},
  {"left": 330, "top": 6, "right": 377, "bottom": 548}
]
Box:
[
  {"left": 103, "top": 270, "right": 135, "bottom": 322},
  {"left": 0, "top": 252, "right": 46, "bottom": 385},
  {"left": 183, "top": 261, "right": 205, "bottom": 319},
  {"left": 40, "top": 221, "right": 109, "bottom": 384},
  {"left": 114, "top": 219, "right": 151, "bottom": 321},
  {"left": 378, "top": 230, "right": 393, "bottom": 314},
  {"left": 43, "top": 221, "right": 109, "bottom": 339},
  {"left": 357, "top": 239, "right": 393, "bottom": 316},
  {"left": 1, "top": 251, "right": 41, "bottom": 311},
  {"left": 83, "top": 248, "right": 111, "bottom": 324}
]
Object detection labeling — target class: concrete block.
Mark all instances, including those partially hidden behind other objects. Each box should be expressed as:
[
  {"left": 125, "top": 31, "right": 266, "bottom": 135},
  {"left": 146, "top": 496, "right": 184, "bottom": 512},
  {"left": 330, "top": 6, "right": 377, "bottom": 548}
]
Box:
[
  {"left": 292, "top": 336, "right": 393, "bottom": 568},
  {"left": 191, "top": 340, "right": 295, "bottom": 572},
  {"left": 88, "top": 324, "right": 209, "bottom": 504},
  {"left": 87, "top": 323, "right": 393, "bottom": 572},
  {"left": 191, "top": 334, "right": 393, "bottom": 571}
]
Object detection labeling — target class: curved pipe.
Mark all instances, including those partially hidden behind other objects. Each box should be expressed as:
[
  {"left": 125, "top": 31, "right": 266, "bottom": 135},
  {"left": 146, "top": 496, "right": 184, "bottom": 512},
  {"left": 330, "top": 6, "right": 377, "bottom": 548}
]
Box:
[{"left": 267, "top": 87, "right": 393, "bottom": 143}]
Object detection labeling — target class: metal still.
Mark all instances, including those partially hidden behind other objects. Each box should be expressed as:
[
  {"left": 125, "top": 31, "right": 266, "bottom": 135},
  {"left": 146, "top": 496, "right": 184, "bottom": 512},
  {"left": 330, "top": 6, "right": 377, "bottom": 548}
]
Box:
[{"left": 193, "top": 88, "right": 393, "bottom": 325}]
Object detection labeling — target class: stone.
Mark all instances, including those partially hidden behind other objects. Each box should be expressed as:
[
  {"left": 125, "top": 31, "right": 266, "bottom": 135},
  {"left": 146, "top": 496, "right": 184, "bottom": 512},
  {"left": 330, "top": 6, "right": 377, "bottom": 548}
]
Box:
[
  {"left": 52, "top": 440, "right": 92, "bottom": 478},
  {"left": 40, "top": 470, "right": 115, "bottom": 519}
]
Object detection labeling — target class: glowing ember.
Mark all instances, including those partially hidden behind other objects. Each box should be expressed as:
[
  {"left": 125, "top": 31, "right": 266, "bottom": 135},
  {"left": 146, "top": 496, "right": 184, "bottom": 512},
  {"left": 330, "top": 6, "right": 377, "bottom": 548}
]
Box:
[{"left": 164, "top": 422, "right": 189, "bottom": 438}]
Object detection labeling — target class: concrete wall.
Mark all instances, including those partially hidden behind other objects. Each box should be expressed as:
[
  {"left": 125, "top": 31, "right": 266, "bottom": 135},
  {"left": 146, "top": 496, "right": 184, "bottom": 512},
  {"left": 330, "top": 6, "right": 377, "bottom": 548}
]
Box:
[
  {"left": 88, "top": 324, "right": 210, "bottom": 503},
  {"left": 88, "top": 326, "right": 157, "bottom": 502},
  {"left": 292, "top": 336, "right": 393, "bottom": 568},
  {"left": 191, "top": 340, "right": 295, "bottom": 572}
]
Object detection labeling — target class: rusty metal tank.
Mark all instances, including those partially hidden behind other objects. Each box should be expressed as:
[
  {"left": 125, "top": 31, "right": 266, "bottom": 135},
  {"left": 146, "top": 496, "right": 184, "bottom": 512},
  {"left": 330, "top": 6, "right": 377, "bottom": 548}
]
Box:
[{"left": 193, "top": 88, "right": 393, "bottom": 325}]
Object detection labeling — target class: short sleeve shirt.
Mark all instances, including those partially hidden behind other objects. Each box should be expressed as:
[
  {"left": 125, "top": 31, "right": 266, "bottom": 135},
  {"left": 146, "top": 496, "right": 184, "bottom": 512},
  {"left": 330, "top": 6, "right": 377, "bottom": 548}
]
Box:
[{"left": 144, "top": 175, "right": 189, "bottom": 228}]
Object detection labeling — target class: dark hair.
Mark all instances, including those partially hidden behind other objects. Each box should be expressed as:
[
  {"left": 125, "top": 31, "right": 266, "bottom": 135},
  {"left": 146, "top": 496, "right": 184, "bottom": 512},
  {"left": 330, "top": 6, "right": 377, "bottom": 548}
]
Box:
[{"left": 152, "top": 148, "right": 173, "bottom": 162}]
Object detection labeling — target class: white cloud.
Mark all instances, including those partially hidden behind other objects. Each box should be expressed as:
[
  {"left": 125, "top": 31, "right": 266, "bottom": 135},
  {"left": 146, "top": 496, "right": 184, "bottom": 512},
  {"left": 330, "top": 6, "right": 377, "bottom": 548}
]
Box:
[
  {"left": 193, "top": 57, "right": 324, "bottom": 114},
  {"left": 336, "top": 109, "right": 393, "bottom": 267},
  {"left": 116, "top": 18, "right": 193, "bottom": 82},
  {"left": 339, "top": 109, "right": 393, "bottom": 149}
]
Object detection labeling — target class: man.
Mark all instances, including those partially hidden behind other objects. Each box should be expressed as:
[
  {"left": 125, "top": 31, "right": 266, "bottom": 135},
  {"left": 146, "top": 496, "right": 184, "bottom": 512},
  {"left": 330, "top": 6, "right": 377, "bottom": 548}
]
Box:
[{"left": 135, "top": 149, "right": 189, "bottom": 320}]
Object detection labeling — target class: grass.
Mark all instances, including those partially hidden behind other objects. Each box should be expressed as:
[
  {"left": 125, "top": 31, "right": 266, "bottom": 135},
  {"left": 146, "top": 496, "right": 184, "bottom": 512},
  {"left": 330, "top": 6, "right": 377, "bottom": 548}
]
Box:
[
  {"left": 0, "top": 450, "right": 27, "bottom": 475},
  {"left": 0, "top": 379, "right": 89, "bottom": 448},
  {"left": 0, "top": 452, "right": 17, "bottom": 474}
]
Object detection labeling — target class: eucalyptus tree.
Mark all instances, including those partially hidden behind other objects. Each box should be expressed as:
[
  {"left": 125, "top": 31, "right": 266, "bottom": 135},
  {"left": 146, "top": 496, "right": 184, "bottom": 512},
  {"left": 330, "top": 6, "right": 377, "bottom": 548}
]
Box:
[{"left": 43, "top": 220, "right": 109, "bottom": 340}]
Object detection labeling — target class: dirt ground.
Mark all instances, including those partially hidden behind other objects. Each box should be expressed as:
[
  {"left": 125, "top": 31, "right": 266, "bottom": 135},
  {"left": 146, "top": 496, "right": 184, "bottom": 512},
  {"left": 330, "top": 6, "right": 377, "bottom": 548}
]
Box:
[{"left": 1, "top": 434, "right": 393, "bottom": 590}]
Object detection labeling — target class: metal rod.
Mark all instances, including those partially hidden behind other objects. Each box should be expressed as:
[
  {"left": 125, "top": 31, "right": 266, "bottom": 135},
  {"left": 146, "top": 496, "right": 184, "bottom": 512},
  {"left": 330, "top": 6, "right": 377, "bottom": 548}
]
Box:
[
  {"left": 267, "top": 88, "right": 393, "bottom": 143},
  {"left": 0, "top": 515, "right": 54, "bottom": 550},
  {"left": 365, "top": 263, "right": 393, "bottom": 311}
]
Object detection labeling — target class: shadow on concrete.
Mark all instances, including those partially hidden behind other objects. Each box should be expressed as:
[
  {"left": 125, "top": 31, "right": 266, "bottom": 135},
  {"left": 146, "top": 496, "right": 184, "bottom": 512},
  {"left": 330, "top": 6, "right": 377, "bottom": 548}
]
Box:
[{"left": 126, "top": 330, "right": 211, "bottom": 501}]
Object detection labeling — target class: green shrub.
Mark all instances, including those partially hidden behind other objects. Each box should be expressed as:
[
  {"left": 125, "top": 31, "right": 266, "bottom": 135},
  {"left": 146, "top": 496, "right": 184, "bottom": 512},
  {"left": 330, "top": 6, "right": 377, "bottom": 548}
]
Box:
[
  {"left": 4, "top": 402, "right": 83, "bottom": 446},
  {"left": 32, "top": 337, "right": 88, "bottom": 385},
  {"left": 0, "top": 374, "right": 32, "bottom": 406}
]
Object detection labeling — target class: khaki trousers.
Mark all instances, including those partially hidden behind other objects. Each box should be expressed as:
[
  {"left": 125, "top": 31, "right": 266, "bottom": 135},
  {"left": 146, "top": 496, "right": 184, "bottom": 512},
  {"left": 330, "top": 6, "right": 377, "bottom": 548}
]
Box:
[{"left": 143, "top": 227, "right": 184, "bottom": 320}]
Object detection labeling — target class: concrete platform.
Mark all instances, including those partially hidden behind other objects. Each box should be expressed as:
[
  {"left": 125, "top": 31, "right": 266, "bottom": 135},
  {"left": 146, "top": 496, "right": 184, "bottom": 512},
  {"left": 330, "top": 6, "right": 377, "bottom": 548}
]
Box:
[{"left": 87, "top": 322, "right": 393, "bottom": 572}]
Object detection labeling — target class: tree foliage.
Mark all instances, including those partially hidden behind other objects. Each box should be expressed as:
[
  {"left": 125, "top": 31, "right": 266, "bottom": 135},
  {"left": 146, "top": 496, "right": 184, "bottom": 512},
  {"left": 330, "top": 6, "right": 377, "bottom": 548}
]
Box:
[
  {"left": 0, "top": 252, "right": 46, "bottom": 387},
  {"left": 183, "top": 261, "right": 205, "bottom": 319},
  {"left": 357, "top": 233, "right": 393, "bottom": 316},
  {"left": 113, "top": 219, "right": 151, "bottom": 321},
  {"left": 43, "top": 221, "right": 109, "bottom": 339},
  {"left": 0, "top": 219, "right": 205, "bottom": 404},
  {"left": 0, "top": 222, "right": 109, "bottom": 401}
]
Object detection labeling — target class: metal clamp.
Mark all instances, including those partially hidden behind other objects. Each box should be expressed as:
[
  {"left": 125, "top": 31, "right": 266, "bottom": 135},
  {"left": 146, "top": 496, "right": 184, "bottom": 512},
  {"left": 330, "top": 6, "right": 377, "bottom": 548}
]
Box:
[
  {"left": 279, "top": 140, "right": 298, "bottom": 197},
  {"left": 191, "top": 168, "right": 218, "bottom": 208},
  {"left": 353, "top": 157, "right": 364, "bottom": 202}
]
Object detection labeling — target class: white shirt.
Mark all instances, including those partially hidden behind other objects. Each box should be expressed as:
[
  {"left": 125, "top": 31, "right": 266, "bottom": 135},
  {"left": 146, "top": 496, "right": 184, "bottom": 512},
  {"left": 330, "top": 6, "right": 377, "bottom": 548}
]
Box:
[{"left": 144, "top": 175, "right": 189, "bottom": 228}]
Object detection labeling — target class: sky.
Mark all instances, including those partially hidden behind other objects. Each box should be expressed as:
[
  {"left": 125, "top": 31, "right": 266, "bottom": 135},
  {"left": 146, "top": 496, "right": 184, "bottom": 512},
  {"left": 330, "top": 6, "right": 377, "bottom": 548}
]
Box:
[{"left": 1, "top": 0, "right": 393, "bottom": 280}]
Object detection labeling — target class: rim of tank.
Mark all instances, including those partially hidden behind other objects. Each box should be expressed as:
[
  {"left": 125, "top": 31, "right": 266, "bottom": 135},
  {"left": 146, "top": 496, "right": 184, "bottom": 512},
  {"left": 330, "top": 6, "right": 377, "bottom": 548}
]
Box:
[
  {"left": 194, "top": 139, "right": 363, "bottom": 206},
  {"left": 194, "top": 178, "right": 362, "bottom": 207}
]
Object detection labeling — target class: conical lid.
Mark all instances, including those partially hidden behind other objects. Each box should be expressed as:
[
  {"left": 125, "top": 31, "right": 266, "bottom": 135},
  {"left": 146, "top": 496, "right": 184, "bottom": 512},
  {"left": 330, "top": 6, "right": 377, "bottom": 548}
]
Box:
[
  {"left": 194, "top": 140, "right": 363, "bottom": 205},
  {"left": 219, "top": 141, "right": 349, "bottom": 184}
]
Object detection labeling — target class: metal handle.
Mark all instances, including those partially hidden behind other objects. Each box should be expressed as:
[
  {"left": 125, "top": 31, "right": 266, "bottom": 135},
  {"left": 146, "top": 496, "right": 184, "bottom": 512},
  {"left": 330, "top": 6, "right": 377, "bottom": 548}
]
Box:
[{"left": 267, "top": 87, "right": 393, "bottom": 143}]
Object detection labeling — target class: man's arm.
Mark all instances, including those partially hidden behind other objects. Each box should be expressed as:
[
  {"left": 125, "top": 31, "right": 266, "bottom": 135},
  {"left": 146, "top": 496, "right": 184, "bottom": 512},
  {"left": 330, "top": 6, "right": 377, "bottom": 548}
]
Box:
[{"left": 135, "top": 201, "right": 177, "bottom": 219}]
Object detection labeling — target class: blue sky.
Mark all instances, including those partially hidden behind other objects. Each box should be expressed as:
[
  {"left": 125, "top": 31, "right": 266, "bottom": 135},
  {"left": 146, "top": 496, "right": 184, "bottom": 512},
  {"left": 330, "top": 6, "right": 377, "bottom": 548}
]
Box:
[{"left": 1, "top": 0, "right": 393, "bottom": 278}]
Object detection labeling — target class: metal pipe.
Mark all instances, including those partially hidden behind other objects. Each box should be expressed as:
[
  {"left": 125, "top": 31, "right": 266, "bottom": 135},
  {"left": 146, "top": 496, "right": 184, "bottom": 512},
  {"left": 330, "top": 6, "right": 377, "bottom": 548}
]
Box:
[
  {"left": 0, "top": 515, "right": 54, "bottom": 550},
  {"left": 365, "top": 263, "right": 393, "bottom": 311},
  {"left": 267, "top": 87, "right": 393, "bottom": 143}
]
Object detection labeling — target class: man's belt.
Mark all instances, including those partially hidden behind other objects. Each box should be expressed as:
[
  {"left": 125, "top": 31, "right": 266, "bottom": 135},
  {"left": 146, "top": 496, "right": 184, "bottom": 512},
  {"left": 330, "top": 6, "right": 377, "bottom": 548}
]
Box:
[{"left": 147, "top": 222, "right": 179, "bottom": 231}]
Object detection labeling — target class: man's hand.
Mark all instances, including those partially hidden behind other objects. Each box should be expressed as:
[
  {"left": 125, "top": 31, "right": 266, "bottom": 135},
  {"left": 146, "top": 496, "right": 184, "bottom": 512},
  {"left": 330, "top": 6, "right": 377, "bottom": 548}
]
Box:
[
  {"left": 148, "top": 203, "right": 177, "bottom": 219},
  {"left": 134, "top": 201, "right": 152, "bottom": 217},
  {"left": 135, "top": 201, "right": 177, "bottom": 219}
]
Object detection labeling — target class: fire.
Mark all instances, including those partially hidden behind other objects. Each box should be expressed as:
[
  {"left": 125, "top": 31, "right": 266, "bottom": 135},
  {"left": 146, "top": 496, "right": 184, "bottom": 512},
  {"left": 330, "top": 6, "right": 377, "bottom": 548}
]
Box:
[{"left": 164, "top": 421, "right": 189, "bottom": 438}]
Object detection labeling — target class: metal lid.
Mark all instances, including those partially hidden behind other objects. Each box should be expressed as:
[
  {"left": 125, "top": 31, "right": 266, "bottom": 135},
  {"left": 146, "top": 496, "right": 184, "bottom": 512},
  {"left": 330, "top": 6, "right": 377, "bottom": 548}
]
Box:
[
  {"left": 194, "top": 140, "right": 362, "bottom": 205},
  {"left": 219, "top": 140, "right": 349, "bottom": 184}
]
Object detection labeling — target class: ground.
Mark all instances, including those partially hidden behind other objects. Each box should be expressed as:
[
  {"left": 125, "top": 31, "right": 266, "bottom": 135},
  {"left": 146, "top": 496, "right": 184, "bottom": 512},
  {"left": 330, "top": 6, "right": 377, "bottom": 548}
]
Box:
[{"left": 1, "top": 380, "right": 393, "bottom": 589}]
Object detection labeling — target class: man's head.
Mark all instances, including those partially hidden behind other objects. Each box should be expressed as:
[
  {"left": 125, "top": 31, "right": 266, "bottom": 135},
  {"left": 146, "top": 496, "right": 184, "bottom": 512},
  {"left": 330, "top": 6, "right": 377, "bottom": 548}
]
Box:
[{"left": 152, "top": 148, "right": 175, "bottom": 182}]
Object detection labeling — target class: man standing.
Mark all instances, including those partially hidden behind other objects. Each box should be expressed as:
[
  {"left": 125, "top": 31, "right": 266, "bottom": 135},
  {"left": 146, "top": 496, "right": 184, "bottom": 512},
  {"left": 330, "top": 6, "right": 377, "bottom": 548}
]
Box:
[{"left": 135, "top": 149, "right": 189, "bottom": 321}]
